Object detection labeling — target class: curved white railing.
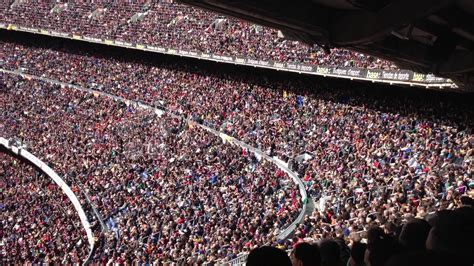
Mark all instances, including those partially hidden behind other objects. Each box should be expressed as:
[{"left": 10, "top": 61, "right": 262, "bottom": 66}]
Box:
[
  {"left": 197, "top": 124, "right": 308, "bottom": 240},
  {"left": 0, "top": 137, "right": 95, "bottom": 252},
  {"left": 0, "top": 68, "right": 308, "bottom": 265}
]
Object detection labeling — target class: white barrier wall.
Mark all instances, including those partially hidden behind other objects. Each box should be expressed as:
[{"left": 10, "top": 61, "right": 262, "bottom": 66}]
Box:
[{"left": 0, "top": 137, "right": 95, "bottom": 251}]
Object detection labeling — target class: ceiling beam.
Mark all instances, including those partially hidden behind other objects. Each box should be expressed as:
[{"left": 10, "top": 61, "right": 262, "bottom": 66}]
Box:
[
  {"left": 179, "top": 0, "right": 331, "bottom": 42},
  {"left": 438, "top": 50, "right": 474, "bottom": 74},
  {"left": 329, "top": 0, "right": 455, "bottom": 45},
  {"left": 359, "top": 41, "right": 431, "bottom": 67}
]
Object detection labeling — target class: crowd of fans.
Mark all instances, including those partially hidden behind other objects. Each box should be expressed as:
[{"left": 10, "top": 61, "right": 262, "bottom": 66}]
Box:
[
  {"left": 2, "top": 38, "right": 474, "bottom": 262},
  {"left": 0, "top": 0, "right": 395, "bottom": 69},
  {"left": 1, "top": 73, "right": 301, "bottom": 263},
  {"left": 0, "top": 8, "right": 474, "bottom": 262},
  {"left": 0, "top": 153, "right": 89, "bottom": 264},
  {"left": 248, "top": 201, "right": 474, "bottom": 266}
]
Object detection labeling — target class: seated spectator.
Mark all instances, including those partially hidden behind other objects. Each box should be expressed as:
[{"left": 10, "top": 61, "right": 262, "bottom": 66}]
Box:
[
  {"left": 385, "top": 250, "right": 470, "bottom": 266},
  {"left": 318, "top": 240, "right": 341, "bottom": 266},
  {"left": 365, "top": 233, "right": 400, "bottom": 266},
  {"left": 366, "top": 227, "right": 385, "bottom": 246},
  {"left": 398, "top": 218, "right": 431, "bottom": 251},
  {"left": 290, "top": 242, "right": 321, "bottom": 266},
  {"left": 348, "top": 242, "right": 366, "bottom": 266},
  {"left": 426, "top": 207, "right": 474, "bottom": 264},
  {"left": 247, "top": 246, "right": 292, "bottom": 266},
  {"left": 460, "top": 195, "right": 474, "bottom": 207}
]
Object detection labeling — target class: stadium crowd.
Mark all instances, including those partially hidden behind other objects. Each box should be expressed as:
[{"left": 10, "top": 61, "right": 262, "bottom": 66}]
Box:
[
  {"left": 1, "top": 73, "right": 301, "bottom": 264},
  {"left": 247, "top": 200, "right": 474, "bottom": 266},
  {"left": 1, "top": 37, "right": 472, "bottom": 263},
  {"left": 0, "top": 153, "right": 89, "bottom": 264},
  {"left": 0, "top": 1, "right": 395, "bottom": 69}
]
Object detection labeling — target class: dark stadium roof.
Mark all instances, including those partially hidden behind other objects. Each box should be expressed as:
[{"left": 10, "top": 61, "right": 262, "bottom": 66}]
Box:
[{"left": 179, "top": 0, "right": 474, "bottom": 89}]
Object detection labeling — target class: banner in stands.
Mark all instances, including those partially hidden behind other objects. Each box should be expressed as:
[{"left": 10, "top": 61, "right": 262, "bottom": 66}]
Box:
[{"left": 2, "top": 24, "right": 454, "bottom": 86}]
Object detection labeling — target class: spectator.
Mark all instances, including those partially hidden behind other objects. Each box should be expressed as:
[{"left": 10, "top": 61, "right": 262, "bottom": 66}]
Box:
[
  {"left": 398, "top": 218, "right": 431, "bottom": 251},
  {"left": 426, "top": 208, "right": 474, "bottom": 264},
  {"left": 290, "top": 242, "right": 321, "bottom": 266},
  {"left": 348, "top": 242, "right": 366, "bottom": 266},
  {"left": 365, "top": 233, "right": 400, "bottom": 266},
  {"left": 247, "top": 246, "right": 292, "bottom": 266},
  {"left": 385, "top": 250, "right": 469, "bottom": 266},
  {"left": 318, "top": 240, "right": 341, "bottom": 266}
]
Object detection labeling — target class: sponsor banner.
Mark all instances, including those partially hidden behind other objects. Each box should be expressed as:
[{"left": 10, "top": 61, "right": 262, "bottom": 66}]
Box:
[
  {"left": 410, "top": 72, "right": 448, "bottom": 83},
  {"left": 146, "top": 45, "right": 166, "bottom": 52},
  {"left": 247, "top": 59, "right": 259, "bottom": 65},
  {"left": 346, "top": 68, "right": 364, "bottom": 77},
  {"left": 50, "top": 30, "right": 69, "bottom": 37},
  {"left": 177, "top": 50, "right": 198, "bottom": 57},
  {"left": 273, "top": 61, "right": 286, "bottom": 69},
  {"left": 412, "top": 72, "right": 425, "bottom": 82},
  {"left": 366, "top": 69, "right": 382, "bottom": 79},
  {"left": 114, "top": 40, "right": 131, "bottom": 47},
  {"left": 285, "top": 63, "right": 313, "bottom": 72},
  {"left": 316, "top": 66, "right": 331, "bottom": 75},
  {"left": 235, "top": 57, "right": 246, "bottom": 64},
  {"left": 18, "top": 26, "right": 38, "bottom": 33},
  {"left": 0, "top": 23, "right": 452, "bottom": 85},
  {"left": 424, "top": 74, "right": 447, "bottom": 83},
  {"left": 286, "top": 63, "right": 299, "bottom": 71},
  {"left": 145, "top": 45, "right": 155, "bottom": 51},
  {"left": 83, "top": 36, "right": 102, "bottom": 43},
  {"left": 211, "top": 54, "right": 233, "bottom": 61},
  {"left": 221, "top": 55, "right": 233, "bottom": 61},
  {"left": 299, "top": 64, "right": 314, "bottom": 72},
  {"left": 178, "top": 50, "right": 189, "bottom": 56},
  {"left": 332, "top": 67, "right": 351, "bottom": 76},
  {"left": 381, "top": 70, "right": 411, "bottom": 81},
  {"left": 331, "top": 67, "right": 365, "bottom": 78}
]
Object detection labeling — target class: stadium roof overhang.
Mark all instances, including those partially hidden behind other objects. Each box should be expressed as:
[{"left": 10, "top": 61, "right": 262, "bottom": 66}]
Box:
[{"left": 179, "top": 0, "right": 474, "bottom": 90}]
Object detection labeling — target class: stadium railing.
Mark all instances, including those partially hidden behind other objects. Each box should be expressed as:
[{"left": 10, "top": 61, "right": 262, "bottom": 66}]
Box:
[{"left": 0, "top": 137, "right": 95, "bottom": 264}]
